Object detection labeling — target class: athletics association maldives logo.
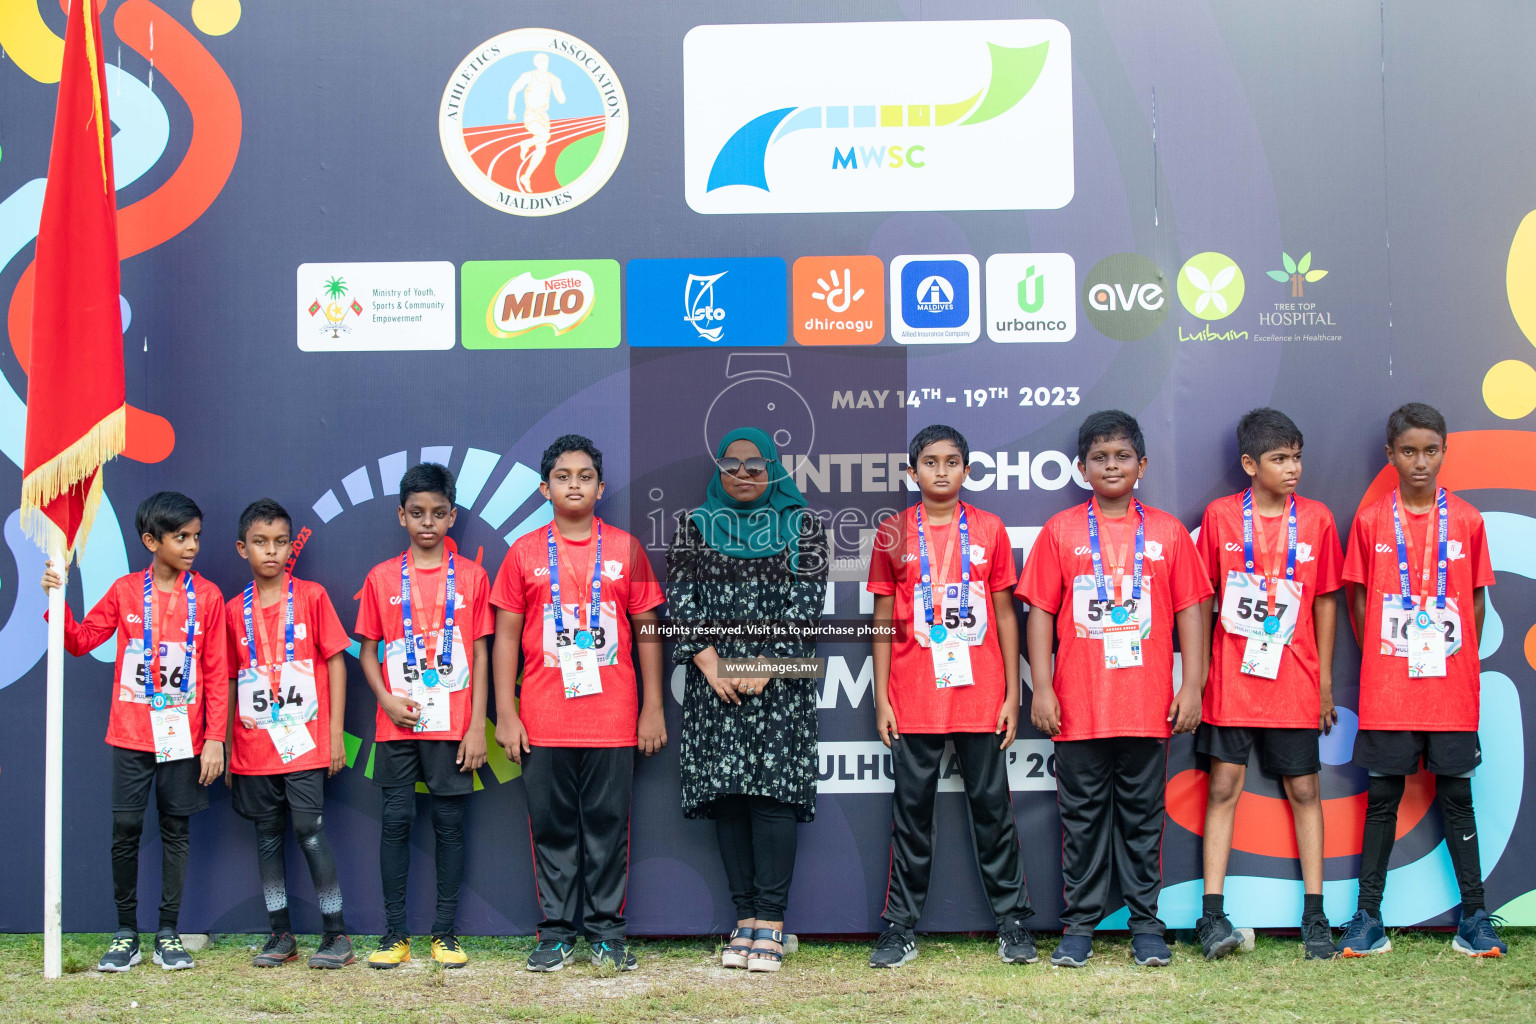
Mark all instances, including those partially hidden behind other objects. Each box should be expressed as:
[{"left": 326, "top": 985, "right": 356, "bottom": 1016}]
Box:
[
  {"left": 439, "top": 29, "right": 628, "bottom": 217},
  {"left": 684, "top": 20, "right": 1074, "bottom": 214}
]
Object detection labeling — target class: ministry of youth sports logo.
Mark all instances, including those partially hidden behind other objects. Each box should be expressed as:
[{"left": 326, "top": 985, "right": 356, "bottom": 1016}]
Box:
[{"left": 439, "top": 29, "right": 628, "bottom": 217}]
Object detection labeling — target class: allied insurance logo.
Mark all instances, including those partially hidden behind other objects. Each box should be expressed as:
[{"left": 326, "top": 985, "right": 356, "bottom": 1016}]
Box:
[
  {"left": 460, "top": 259, "right": 620, "bottom": 349},
  {"left": 439, "top": 29, "right": 628, "bottom": 217},
  {"left": 683, "top": 20, "right": 1073, "bottom": 214}
]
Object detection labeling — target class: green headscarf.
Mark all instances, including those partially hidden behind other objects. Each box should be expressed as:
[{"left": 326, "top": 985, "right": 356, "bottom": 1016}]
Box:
[{"left": 690, "top": 427, "right": 808, "bottom": 558}]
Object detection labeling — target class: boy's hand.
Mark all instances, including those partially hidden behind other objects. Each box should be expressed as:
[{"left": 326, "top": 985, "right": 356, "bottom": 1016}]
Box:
[
  {"left": 40, "top": 561, "right": 63, "bottom": 593},
  {"left": 638, "top": 704, "right": 667, "bottom": 756},
  {"left": 495, "top": 714, "right": 531, "bottom": 764},
  {"left": 198, "top": 740, "right": 225, "bottom": 786},
  {"left": 996, "top": 701, "right": 1018, "bottom": 750},
  {"left": 457, "top": 727, "right": 487, "bottom": 772},
  {"left": 1167, "top": 686, "right": 1202, "bottom": 734},
  {"left": 382, "top": 694, "right": 421, "bottom": 729},
  {"left": 875, "top": 700, "right": 899, "bottom": 748},
  {"left": 1319, "top": 682, "right": 1338, "bottom": 735},
  {"left": 1030, "top": 688, "right": 1061, "bottom": 737},
  {"left": 329, "top": 732, "right": 347, "bottom": 777}
]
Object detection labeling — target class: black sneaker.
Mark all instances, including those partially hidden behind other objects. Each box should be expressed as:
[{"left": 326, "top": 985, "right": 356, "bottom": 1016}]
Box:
[
  {"left": 1337, "top": 909, "right": 1390, "bottom": 957},
  {"left": 253, "top": 931, "right": 298, "bottom": 967},
  {"left": 309, "top": 933, "right": 355, "bottom": 969},
  {"left": 590, "top": 939, "right": 638, "bottom": 971},
  {"left": 1051, "top": 934, "right": 1092, "bottom": 967},
  {"left": 868, "top": 924, "right": 917, "bottom": 969},
  {"left": 1302, "top": 915, "right": 1335, "bottom": 960},
  {"left": 1451, "top": 909, "right": 1508, "bottom": 958},
  {"left": 998, "top": 918, "right": 1038, "bottom": 964},
  {"left": 526, "top": 939, "right": 576, "bottom": 972},
  {"left": 97, "top": 930, "right": 141, "bottom": 972},
  {"left": 153, "top": 929, "right": 194, "bottom": 970},
  {"left": 1195, "top": 912, "right": 1242, "bottom": 961},
  {"left": 1131, "top": 932, "right": 1172, "bottom": 967}
]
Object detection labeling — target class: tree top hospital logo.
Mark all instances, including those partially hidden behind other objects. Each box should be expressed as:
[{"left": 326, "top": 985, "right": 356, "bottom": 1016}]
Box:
[
  {"left": 439, "top": 29, "right": 628, "bottom": 217},
  {"left": 683, "top": 20, "right": 1073, "bottom": 214}
]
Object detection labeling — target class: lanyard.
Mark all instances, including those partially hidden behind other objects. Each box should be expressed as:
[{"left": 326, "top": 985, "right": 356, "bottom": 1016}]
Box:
[
  {"left": 1392, "top": 488, "right": 1448, "bottom": 611},
  {"left": 243, "top": 577, "right": 296, "bottom": 722},
  {"left": 1087, "top": 497, "right": 1144, "bottom": 611},
  {"left": 549, "top": 520, "right": 603, "bottom": 645},
  {"left": 915, "top": 504, "right": 970, "bottom": 630},
  {"left": 400, "top": 550, "right": 456, "bottom": 684},
  {"left": 142, "top": 568, "right": 195, "bottom": 698},
  {"left": 1243, "top": 489, "right": 1297, "bottom": 632}
]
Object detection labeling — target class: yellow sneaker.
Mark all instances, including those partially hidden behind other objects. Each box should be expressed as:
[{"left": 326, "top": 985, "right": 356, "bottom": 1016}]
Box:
[
  {"left": 366, "top": 932, "right": 411, "bottom": 969},
  {"left": 431, "top": 933, "right": 468, "bottom": 968}
]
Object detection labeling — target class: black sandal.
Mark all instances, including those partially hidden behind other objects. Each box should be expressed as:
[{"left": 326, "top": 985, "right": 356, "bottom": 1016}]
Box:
[
  {"left": 721, "top": 926, "right": 754, "bottom": 968},
  {"left": 747, "top": 928, "right": 784, "bottom": 973}
]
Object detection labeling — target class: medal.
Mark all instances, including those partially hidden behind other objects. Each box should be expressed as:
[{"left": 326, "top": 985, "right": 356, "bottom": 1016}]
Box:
[
  {"left": 1264, "top": 615, "right": 1280, "bottom": 634},
  {"left": 549, "top": 520, "right": 604, "bottom": 646},
  {"left": 916, "top": 504, "right": 971, "bottom": 633},
  {"left": 400, "top": 548, "right": 456, "bottom": 690},
  {"left": 1110, "top": 606, "right": 1130, "bottom": 625},
  {"left": 575, "top": 629, "right": 594, "bottom": 649},
  {"left": 929, "top": 623, "right": 948, "bottom": 643}
]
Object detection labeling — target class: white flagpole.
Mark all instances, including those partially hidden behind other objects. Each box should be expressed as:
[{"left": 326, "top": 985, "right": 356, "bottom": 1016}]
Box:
[{"left": 43, "top": 532, "right": 66, "bottom": 979}]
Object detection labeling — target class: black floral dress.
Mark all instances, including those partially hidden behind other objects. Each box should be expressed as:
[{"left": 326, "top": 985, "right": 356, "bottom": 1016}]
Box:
[{"left": 667, "top": 510, "right": 828, "bottom": 822}]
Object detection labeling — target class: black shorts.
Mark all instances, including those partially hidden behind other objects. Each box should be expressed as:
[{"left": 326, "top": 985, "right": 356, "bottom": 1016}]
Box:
[
  {"left": 111, "top": 747, "right": 208, "bottom": 816},
  {"left": 230, "top": 768, "right": 326, "bottom": 821},
  {"left": 1353, "top": 729, "right": 1482, "bottom": 776},
  {"left": 372, "top": 739, "right": 474, "bottom": 796},
  {"left": 1196, "top": 723, "right": 1321, "bottom": 777}
]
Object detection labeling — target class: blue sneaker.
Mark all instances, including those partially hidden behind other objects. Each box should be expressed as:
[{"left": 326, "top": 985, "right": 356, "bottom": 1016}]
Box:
[
  {"left": 1451, "top": 909, "right": 1507, "bottom": 958},
  {"left": 1050, "top": 934, "right": 1092, "bottom": 967},
  {"left": 1337, "top": 909, "right": 1391, "bottom": 957},
  {"left": 1131, "top": 932, "right": 1172, "bottom": 967}
]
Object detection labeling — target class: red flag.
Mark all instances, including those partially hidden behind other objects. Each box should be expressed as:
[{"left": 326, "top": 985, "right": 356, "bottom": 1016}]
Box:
[{"left": 21, "top": 0, "right": 126, "bottom": 560}]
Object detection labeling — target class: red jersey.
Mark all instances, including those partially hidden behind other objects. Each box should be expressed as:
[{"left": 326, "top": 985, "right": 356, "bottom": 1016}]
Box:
[
  {"left": 866, "top": 502, "right": 1019, "bottom": 733},
  {"left": 490, "top": 520, "right": 665, "bottom": 747},
  {"left": 224, "top": 577, "right": 352, "bottom": 775},
  {"left": 58, "top": 570, "right": 229, "bottom": 754},
  {"left": 354, "top": 552, "right": 495, "bottom": 743},
  {"left": 1342, "top": 489, "right": 1494, "bottom": 731},
  {"left": 1016, "top": 501, "right": 1212, "bottom": 741},
  {"left": 1198, "top": 493, "right": 1345, "bottom": 729}
]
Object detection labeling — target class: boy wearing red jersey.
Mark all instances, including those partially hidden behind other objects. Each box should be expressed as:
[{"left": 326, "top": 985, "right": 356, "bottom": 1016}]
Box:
[
  {"left": 492, "top": 435, "right": 666, "bottom": 973},
  {"left": 1337, "top": 403, "right": 1505, "bottom": 958},
  {"left": 1019, "top": 411, "right": 1210, "bottom": 969},
  {"left": 224, "top": 499, "right": 354, "bottom": 968},
  {"left": 866, "top": 425, "right": 1036, "bottom": 969},
  {"left": 1193, "top": 409, "right": 1343, "bottom": 961},
  {"left": 41, "top": 492, "right": 228, "bottom": 972},
  {"left": 355, "top": 463, "right": 493, "bottom": 969}
]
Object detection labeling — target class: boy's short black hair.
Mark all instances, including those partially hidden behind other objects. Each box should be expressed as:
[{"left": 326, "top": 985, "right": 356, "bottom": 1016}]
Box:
[
  {"left": 1237, "top": 407, "right": 1304, "bottom": 462},
  {"left": 135, "top": 491, "right": 202, "bottom": 543},
  {"left": 1077, "top": 410, "right": 1146, "bottom": 465},
  {"left": 541, "top": 434, "right": 604, "bottom": 482},
  {"left": 1386, "top": 402, "right": 1447, "bottom": 446},
  {"left": 399, "top": 462, "right": 455, "bottom": 506},
  {"left": 908, "top": 424, "right": 969, "bottom": 468},
  {"left": 237, "top": 498, "right": 292, "bottom": 542}
]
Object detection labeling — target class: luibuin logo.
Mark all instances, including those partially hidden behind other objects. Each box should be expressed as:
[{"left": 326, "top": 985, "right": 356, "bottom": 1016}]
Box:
[
  {"left": 1177, "top": 252, "right": 1245, "bottom": 320},
  {"left": 1267, "top": 251, "right": 1328, "bottom": 297}
]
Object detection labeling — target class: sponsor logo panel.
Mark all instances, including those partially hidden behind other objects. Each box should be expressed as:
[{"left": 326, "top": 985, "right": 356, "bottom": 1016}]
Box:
[
  {"left": 627, "top": 258, "right": 787, "bottom": 347},
  {"left": 461, "top": 259, "right": 620, "bottom": 349},
  {"left": 297, "top": 262, "right": 455, "bottom": 352},
  {"left": 985, "top": 252, "right": 1075, "bottom": 342},
  {"left": 891, "top": 254, "right": 981, "bottom": 344}
]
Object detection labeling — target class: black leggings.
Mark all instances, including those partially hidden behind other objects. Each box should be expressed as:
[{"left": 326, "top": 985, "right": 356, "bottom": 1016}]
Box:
[
  {"left": 111, "top": 811, "right": 189, "bottom": 931},
  {"left": 1359, "top": 773, "right": 1483, "bottom": 916},
  {"left": 714, "top": 795, "right": 799, "bottom": 922},
  {"left": 255, "top": 812, "right": 347, "bottom": 936},
  {"left": 380, "top": 786, "right": 466, "bottom": 935}
]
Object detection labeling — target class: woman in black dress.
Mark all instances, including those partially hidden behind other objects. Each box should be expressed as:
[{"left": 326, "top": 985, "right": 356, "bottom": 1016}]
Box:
[{"left": 667, "top": 427, "right": 828, "bottom": 973}]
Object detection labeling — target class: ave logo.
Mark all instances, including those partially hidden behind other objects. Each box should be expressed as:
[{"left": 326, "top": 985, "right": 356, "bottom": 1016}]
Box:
[{"left": 1082, "top": 254, "right": 1169, "bottom": 341}]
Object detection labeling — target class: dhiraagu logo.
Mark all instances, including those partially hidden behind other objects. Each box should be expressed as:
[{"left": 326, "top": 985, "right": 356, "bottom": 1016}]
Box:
[{"left": 684, "top": 20, "right": 1073, "bottom": 214}]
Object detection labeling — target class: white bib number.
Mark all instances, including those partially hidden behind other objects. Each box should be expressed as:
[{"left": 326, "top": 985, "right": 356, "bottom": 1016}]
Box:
[
  {"left": 542, "top": 601, "right": 621, "bottom": 668},
  {"left": 117, "top": 638, "right": 197, "bottom": 705},
  {"left": 1071, "top": 575, "right": 1153, "bottom": 640},
  {"left": 237, "top": 660, "right": 319, "bottom": 730},
  {"left": 911, "top": 581, "right": 988, "bottom": 648},
  {"left": 1379, "top": 594, "right": 1461, "bottom": 673},
  {"left": 1220, "top": 572, "right": 1303, "bottom": 644},
  {"left": 383, "top": 626, "right": 469, "bottom": 698}
]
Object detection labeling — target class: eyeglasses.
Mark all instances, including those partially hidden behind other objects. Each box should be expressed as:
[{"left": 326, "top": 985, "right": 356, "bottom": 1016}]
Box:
[{"left": 716, "top": 456, "right": 768, "bottom": 478}]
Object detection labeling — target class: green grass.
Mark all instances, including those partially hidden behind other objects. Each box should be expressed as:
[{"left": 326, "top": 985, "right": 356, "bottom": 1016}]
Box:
[{"left": 0, "top": 931, "right": 1531, "bottom": 1024}]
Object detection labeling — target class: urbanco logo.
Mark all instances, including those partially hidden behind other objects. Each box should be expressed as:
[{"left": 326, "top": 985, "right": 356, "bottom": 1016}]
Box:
[
  {"left": 439, "top": 29, "right": 627, "bottom": 217},
  {"left": 986, "top": 253, "right": 1075, "bottom": 343},
  {"left": 460, "top": 259, "right": 619, "bottom": 349},
  {"left": 1081, "top": 254, "right": 1168, "bottom": 341},
  {"left": 683, "top": 20, "right": 1073, "bottom": 214},
  {"left": 1177, "top": 252, "right": 1245, "bottom": 320}
]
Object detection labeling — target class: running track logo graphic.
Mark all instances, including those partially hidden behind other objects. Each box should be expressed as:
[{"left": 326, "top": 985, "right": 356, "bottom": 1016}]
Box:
[{"left": 439, "top": 29, "right": 628, "bottom": 217}]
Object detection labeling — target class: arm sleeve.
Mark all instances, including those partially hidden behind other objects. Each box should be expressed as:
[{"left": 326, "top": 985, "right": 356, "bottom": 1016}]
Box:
[
  {"left": 313, "top": 587, "right": 352, "bottom": 660},
  {"left": 1015, "top": 523, "right": 1065, "bottom": 613},
  {"left": 1470, "top": 514, "right": 1496, "bottom": 588},
  {"left": 354, "top": 571, "right": 384, "bottom": 639},
  {"left": 1313, "top": 510, "right": 1346, "bottom": 594},
  {"left": 1169, "top": 524, "right": 1215, "bottom": 612},
  {"left": 1341, "top": 512, "right": 1370, "bottom": 586},
  {"left": 988, "top": 519, "right": 1018, "bottom": 593},
  {"left": 224, "top": 598, "right": 245, "bottom": 675},
  {"left": 62, "top": 585, "right": 121, "bottom": 656},
  {"left": 865, "top": 518, "right": 900, "bottom": 596},
  {"left": 200, "top": 591, "right": 230, "bottom": 734},
  {"left": 488, "top": 546, "right": 525, "bottom": 613},
  {"left": 471, "top": 572, "right": 495, "bottom": 640},
  {"left": 1196, "top": 506, "right": 1221, "bottom": 589},
  {"left": 665, "top": 515, "right": 717, "bottom": 664},
  {"left": 626, "top": 539, "right": 665, "bottom": 614},
  {"left": 759, "top": 512, "right": 830, "bottom": 664}
]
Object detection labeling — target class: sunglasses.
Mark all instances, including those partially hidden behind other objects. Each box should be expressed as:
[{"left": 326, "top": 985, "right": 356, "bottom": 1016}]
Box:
[{"left": 716, "top": 456, "right": 768, "bottom": 477}]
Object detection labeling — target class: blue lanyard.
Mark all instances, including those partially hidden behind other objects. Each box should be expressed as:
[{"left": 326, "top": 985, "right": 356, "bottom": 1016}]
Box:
[
  {"left": 1086, "top": 497, "right": 1144, "bottom": 605},
  {"left": 141, "top": 568, "right": 195, "bottom": 698},
  {"left": 915, "top": 504, "right": 970, "bottom": 630},
  {"left": 1392, "top": 488, "right": 1448, "bottom": 611},
  {"left": 243, "top": 577, "right": 295, "bottom": 722},
  {"left": 549, "top": 521, "right": 603, "bottom": 646},
  {"left": 400, "top": 551, "right": 456, "bottom": 685},
  {"left": 1242, "top": 490, "right": 1297, "bottom": 634}
]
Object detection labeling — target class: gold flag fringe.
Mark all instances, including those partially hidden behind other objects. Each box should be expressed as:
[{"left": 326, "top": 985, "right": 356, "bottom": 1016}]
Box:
[{"left": 20, "top": 404, "right": 125, "bottom": 561}]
